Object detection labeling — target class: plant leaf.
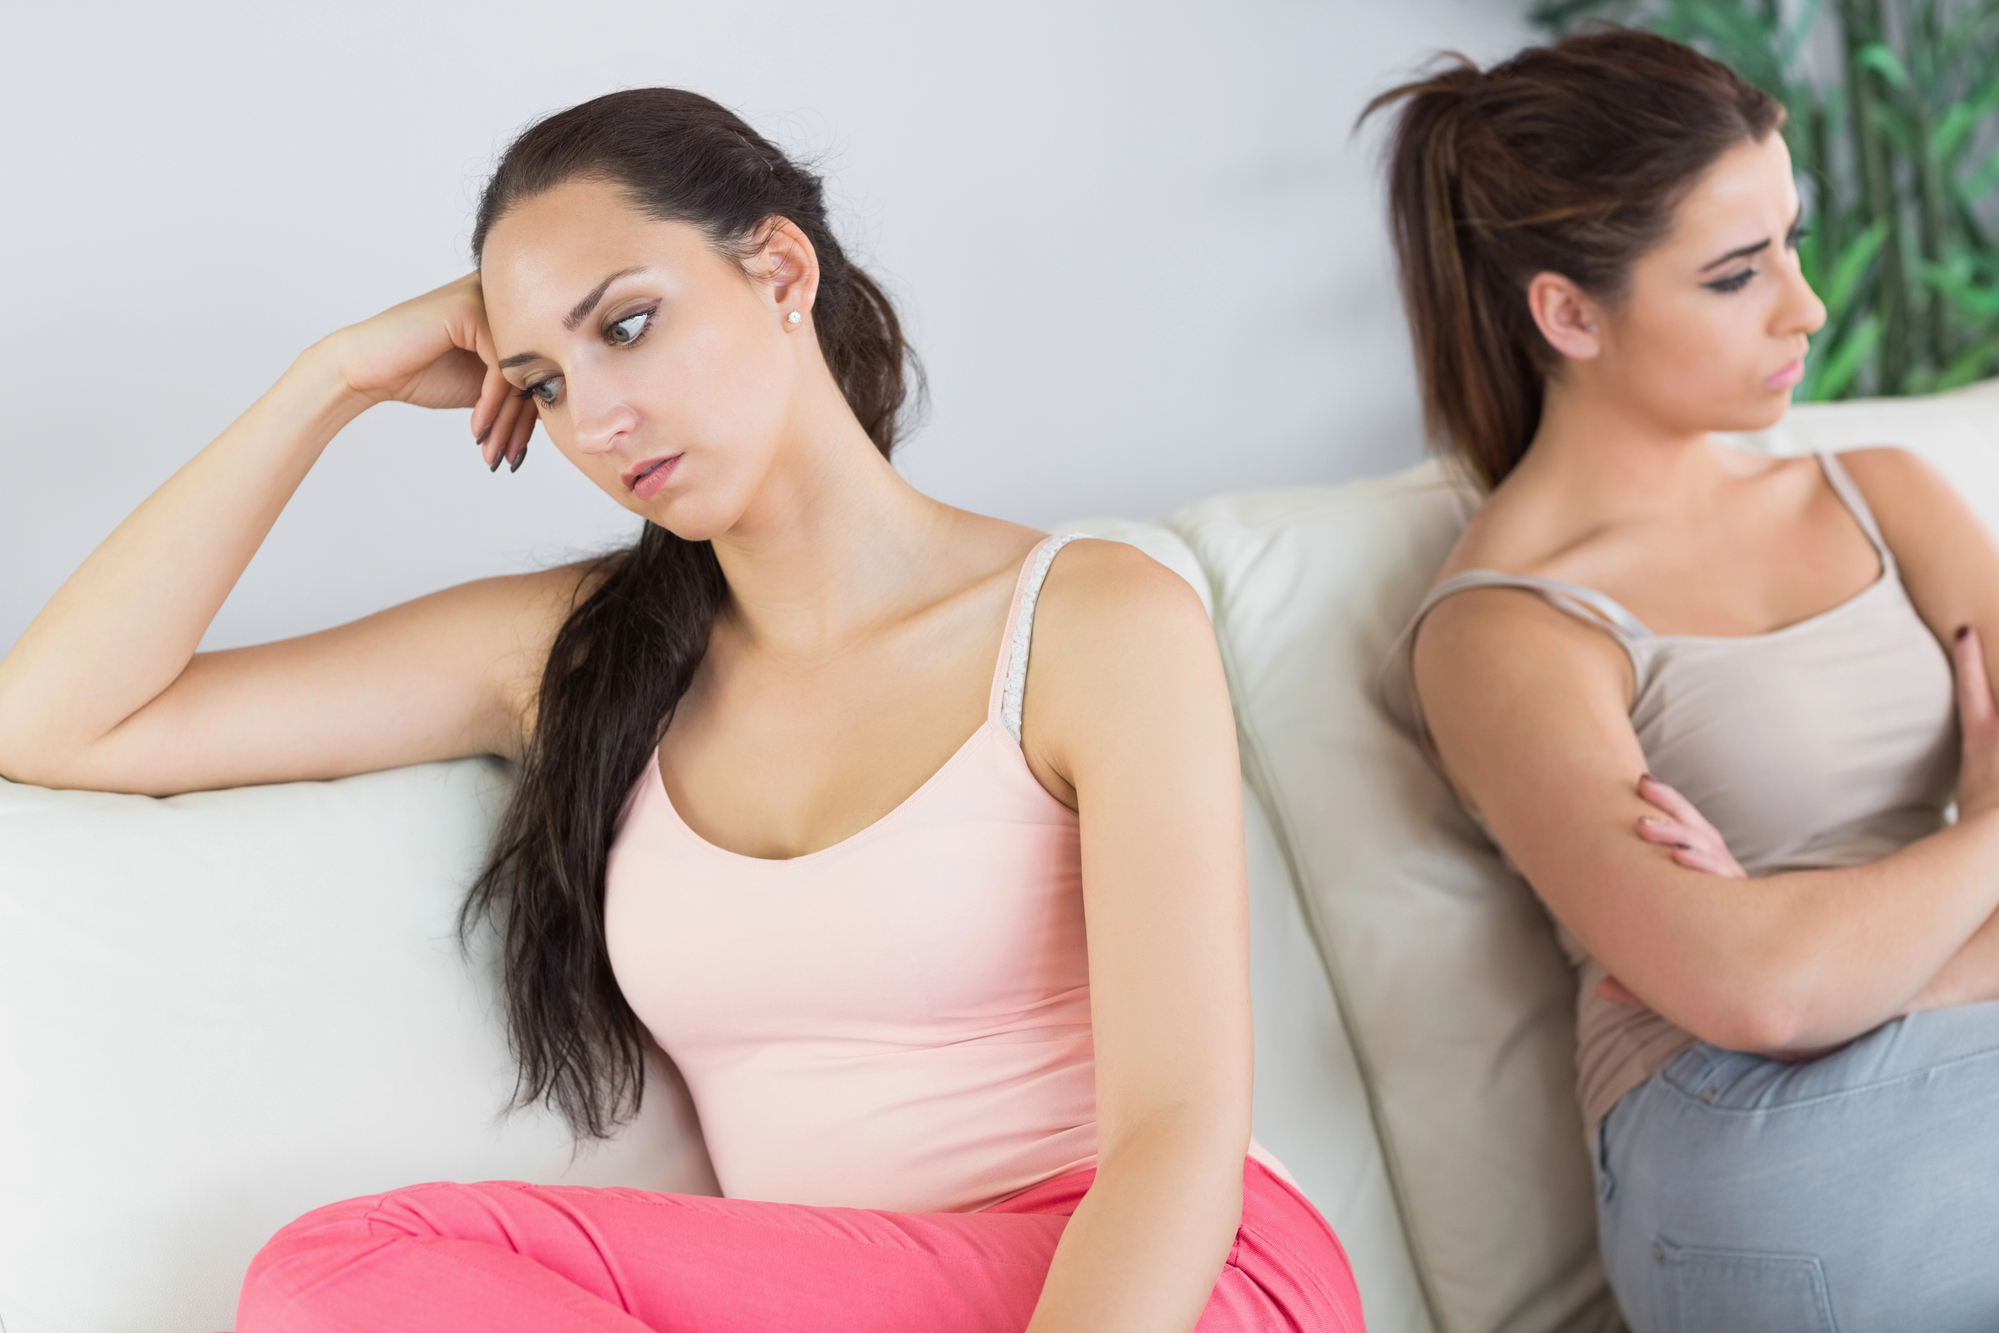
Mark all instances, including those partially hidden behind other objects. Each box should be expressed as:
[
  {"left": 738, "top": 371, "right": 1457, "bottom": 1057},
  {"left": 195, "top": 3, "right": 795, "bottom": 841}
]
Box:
[
  {"left": 1935, "top": 336, "right": 1999, "bottom": 391},
  {"left": 1854, "top": 41, "right": 1913, "bottom": 92},
  {"left": 1819, "top": 218, "right": 1891, "bottom": 313},
  {"left": 1804, "top": 314, "right": 1882, "bottom": 402}
]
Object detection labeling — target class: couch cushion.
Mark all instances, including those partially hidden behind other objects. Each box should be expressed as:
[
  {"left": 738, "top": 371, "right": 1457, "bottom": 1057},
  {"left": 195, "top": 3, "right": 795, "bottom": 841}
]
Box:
[
  {"left": 0, "top": 759, "right": 715, "bottom": 1333},
  {"left": 1241, "top": 777, "right": 1433, "bottom": 1333},
  {"left": 1171, "top": 469, "right": 1620, "bottom": 1333}
]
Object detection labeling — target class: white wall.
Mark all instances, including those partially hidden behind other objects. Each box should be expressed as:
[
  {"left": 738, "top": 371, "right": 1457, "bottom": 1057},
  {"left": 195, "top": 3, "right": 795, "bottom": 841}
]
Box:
[{"left": 2, "top": 0, "right": 1533, "bottom": 652}]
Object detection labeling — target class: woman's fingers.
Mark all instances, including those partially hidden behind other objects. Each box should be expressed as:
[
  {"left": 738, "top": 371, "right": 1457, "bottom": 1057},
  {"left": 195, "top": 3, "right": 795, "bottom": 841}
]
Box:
[
  {"left": 1954, "top": 625, "right": 1996, "bottom": 734},
  {"left": 484, "top": 391, "right": 526, "bottom": 472},
  {"left": 1953, "top": 625, "right": 1999, "bottom": 822},
  {"left": 470, "top": 362, "right": 512, "bottom": 451},
  {"left": 1636, "top": 816, "right": 1688, "bottom": 846},
  {"left": 1636, "top": 772, "right": 1704, "bottom": 825},
  {"left": 505, "top": 412, "right": 534, "bottom": 472},
  {"left": 1597, "top": 975, "right": 1642, "bottom": 1006},
  {"left": 1671, "top": 843, "right": 1726, "bottom": 875},
  {"left": 1635, "top": 774, "right": 1747, "bottom": 877}
]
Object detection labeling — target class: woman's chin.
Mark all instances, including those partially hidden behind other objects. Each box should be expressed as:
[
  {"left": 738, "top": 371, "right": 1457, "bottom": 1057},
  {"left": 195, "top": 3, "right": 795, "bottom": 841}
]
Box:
[
  {"left": 1710, "top": 389, "right": 1799, "bottom": 435},
  {"left": 635, "top": 496, "right": 739, "bottom": 544}
]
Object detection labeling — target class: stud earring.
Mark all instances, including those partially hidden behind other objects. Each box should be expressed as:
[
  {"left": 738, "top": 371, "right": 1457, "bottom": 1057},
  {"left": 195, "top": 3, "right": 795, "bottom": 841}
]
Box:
[{"left": 786, "top": 311, "right": 802, "bottom": 326}]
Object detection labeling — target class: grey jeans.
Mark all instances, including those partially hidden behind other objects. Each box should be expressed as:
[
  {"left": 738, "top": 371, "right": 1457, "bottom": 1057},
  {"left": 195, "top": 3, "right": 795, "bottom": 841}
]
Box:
[{"left": 1595, "top": 999, "right": 1999, "bottom": 1333}]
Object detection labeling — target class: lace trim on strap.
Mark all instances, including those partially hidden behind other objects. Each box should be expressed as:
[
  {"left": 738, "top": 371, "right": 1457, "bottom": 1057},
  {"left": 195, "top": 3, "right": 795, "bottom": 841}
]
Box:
[{"left": 1001, "top": 535, "right": 1082, "bottom": 744}]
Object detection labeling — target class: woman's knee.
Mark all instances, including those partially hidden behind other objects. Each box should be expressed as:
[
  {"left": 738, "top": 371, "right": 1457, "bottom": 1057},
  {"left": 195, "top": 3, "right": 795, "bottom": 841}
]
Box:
[{"left": 237, "top": 1182, "right": 496, "bottom": 1328}]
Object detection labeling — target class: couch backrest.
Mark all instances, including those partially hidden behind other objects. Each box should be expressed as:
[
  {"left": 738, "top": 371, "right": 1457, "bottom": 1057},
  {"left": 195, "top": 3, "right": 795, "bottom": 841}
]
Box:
[{"left": 0, "top": 761, "right": 717, "bottom": 1333}]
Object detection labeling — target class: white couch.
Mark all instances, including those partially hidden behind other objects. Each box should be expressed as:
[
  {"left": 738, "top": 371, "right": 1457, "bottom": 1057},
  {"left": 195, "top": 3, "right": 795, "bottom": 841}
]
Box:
[{"left": 5, "top": 380, "right": 1995, "bottom": 1333}]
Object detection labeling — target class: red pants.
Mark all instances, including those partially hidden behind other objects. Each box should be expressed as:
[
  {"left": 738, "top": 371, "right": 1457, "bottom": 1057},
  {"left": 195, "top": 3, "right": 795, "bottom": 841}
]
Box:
[{"left": 237, "top": 1157, "right": 1364, "bottom": 1331}]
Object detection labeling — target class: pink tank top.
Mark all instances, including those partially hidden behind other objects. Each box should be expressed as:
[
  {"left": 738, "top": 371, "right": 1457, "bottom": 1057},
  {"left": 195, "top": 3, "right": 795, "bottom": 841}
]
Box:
[{"left": 604, "top": 535, "right": 1098, "bottom": 1214}]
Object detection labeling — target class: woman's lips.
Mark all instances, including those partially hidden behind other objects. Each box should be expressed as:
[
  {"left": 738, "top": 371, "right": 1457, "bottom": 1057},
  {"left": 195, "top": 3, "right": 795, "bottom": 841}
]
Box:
[
  {"left": 1765, "top": 358, "right": 1805, "bottom": 390},
  {"left": 626, "top": 454, "right": 681, "bottom": 500}
]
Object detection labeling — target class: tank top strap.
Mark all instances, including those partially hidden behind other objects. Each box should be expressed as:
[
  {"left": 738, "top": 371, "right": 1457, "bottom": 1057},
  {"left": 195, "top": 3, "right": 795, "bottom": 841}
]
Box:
[
  {"left": 1815, "top": 450, "right": 1896, "bottom": 572},
  {"left": 1417, "top": 570, "right": 1654, "bottom": 642},
  {"left": 990, "top": 534, "right": 1084, "bottom": 743},
  {"left": 1380, "top": 569, "right": 1653, "bottom": 766}
]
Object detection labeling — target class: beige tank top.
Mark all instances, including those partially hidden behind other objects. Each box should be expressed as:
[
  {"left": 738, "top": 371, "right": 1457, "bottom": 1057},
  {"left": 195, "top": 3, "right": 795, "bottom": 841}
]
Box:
[{"left": 1389, "top": 452, "right": 1959, "bottom": 1132}]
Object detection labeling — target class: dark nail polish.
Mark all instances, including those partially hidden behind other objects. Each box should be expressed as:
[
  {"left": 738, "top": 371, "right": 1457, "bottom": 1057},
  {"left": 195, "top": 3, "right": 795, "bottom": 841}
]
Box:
[
  {"left": 476, "top": 426, "right": 492, "bottom": 445},
  {"left": 1958, "top": 625, "right": 1972, "bottom": 643},
  {"left": 508, "top": 447, "right": 524, "bottom": 473},
  {"left": 1673, "top": 842, "right": 1693, "bottom": 851},
  {"left": 489, "top": 453, "right": 501, "bottom": 473}
]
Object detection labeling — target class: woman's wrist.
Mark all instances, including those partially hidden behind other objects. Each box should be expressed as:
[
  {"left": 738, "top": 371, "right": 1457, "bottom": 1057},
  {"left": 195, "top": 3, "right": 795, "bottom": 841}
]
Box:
[{"left": 282, "top": 335, "right": 380, "bottom": 434}]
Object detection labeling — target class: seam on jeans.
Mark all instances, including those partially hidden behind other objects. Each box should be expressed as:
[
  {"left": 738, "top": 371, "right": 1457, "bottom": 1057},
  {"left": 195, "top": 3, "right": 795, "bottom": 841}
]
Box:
[
  {"left": 1237, "top": 1159, "right": 1361, "bottom": 1323},
  {"left": 542, "top": 1183, "right": 1059, "bottom": 1272},
  {"left": 1659, "top": 1037, "right": 1999, "bottom": 1115},
  {"left": 1233, "top": 1217, "right": 1363, "bottom": 1332},
  {"left": 275, "top": 1205, "right": 630, "bottom": 1325},
  {"left": 1247, "top": 1158, "right": 1352, "bottom": 1267}
]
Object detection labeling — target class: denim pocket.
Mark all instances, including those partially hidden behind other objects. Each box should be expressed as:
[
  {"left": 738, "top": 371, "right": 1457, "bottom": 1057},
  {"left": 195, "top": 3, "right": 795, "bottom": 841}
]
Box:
[{"left": 1656, "top": 1238, "right": 1836, "bottom": 1333}]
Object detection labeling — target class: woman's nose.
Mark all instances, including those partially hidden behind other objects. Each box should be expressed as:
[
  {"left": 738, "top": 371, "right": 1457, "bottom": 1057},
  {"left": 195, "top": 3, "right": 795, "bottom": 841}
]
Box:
[
  {"left": 571, "top": 395, "right": 639, "bottom": 455},
  {"left": 1784, "top": 259, "right": 1829, "bottom": 339}
]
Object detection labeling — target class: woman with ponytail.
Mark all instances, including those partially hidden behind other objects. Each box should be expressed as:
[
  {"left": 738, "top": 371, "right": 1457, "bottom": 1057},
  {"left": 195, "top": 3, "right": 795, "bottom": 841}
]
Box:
[
  {"left": 1378, "top": 29, "right": 1999, "bottom": 1332},
  {"left": 0, "top": 91, "right": 1360, "bottom": 1331}
]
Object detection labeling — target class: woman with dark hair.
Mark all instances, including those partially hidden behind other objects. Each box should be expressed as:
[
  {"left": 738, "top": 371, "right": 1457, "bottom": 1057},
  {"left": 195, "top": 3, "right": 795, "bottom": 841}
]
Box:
[
  {"left": 1377, "top": 28, "right": 1999, "bottom": 1333},
  {"left": 0, "top": 91, "right": 1361, "bottom": 1330}
]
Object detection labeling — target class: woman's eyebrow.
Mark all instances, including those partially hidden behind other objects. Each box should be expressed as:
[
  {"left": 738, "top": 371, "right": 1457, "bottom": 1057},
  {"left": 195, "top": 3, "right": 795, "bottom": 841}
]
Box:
[
  {"left": 1701, "top": 238, "right": 1772, "bottom": 272},
  {"left": 1700, "top": 207, "right": 1805, "bottom": 273},
  {"left": 564, "top": 267, "right": 646, "bottom": 330},
  {"left": 497, "top": 267, "right": 651, "bottom": 369}
]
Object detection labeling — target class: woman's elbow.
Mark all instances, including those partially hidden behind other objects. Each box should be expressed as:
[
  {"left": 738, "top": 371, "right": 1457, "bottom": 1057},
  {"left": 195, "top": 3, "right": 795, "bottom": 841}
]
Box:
[
  {"left": 1695, "top": 1000, "right": 1811, "bottom": 1056},
  {"left": 1678, "top": 956, "right": 1863, "bottom": 1056}
]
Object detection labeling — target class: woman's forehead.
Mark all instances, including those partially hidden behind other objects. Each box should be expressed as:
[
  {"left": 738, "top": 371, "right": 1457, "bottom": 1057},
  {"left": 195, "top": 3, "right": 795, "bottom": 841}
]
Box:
[
  {"left": 481, "top": 187, "right": 713, "bottom": 332},
  {"left": 1662, "top": 136, "right": 1798, "bottom": 253}
]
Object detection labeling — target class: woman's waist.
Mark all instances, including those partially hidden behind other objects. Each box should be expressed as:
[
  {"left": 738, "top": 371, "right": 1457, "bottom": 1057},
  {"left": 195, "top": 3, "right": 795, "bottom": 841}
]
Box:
[{"left": 685, "top": 1037, "right": 1099, "bottom": 1211}]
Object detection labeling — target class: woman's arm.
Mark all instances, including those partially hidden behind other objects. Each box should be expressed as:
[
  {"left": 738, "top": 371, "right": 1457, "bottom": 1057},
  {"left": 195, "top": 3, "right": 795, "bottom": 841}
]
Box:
[
  {"left": 1788, "top": 446, "right": 1999, "bottom": 1014},
  {"left": 1415, "top": 582, "right": 1999, "bottom": 1057},
  {"left": 1015, "top": 540, "right": 1252, "bottom": 1333},
  {"left": 0, "top": 274, "right": 550, "bottom": 795}
]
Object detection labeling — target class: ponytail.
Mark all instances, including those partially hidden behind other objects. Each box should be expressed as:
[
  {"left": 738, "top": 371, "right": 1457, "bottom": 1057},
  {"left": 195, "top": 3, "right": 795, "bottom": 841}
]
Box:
[{"left": 1363, "top": 31, "right": 1783, "bottom": 490}]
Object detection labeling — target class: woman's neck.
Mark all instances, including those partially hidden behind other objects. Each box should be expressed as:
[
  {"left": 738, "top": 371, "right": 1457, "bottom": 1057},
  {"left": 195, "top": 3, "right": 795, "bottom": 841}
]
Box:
[
  {"left": 1514, "top": 374, "right": 1743, "bottom": 522},
  {"left": 709, "top": 381, "right": 964, "bottom": 664}
]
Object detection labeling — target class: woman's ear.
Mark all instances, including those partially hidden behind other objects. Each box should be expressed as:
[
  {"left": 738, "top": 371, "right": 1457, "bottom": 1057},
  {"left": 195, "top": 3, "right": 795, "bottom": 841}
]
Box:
[
  {"left": 1526, "top": 271, "right": 1605, "bottom": 361},
  {"left": 752, "top": 217, "right": 821, "bottom": 325}
]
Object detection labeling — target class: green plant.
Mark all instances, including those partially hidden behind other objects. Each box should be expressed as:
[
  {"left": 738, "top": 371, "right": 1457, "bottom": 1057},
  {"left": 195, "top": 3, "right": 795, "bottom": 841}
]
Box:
[{"left": 1531, "top": 0, "right": 1999, "bottom": 399}]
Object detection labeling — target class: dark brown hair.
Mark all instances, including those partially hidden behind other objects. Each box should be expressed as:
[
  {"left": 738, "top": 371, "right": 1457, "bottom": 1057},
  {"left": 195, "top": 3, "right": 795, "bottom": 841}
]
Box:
[
  {"left": 460, "top": 89, "right": 920, "bottom": 1138},
  {"left": 1363, "top": 29, "right": 1783, "bottom": 490}
]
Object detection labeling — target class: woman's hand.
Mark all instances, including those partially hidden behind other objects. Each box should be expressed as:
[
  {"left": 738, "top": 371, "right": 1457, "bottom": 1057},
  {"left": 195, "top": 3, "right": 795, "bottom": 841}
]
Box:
[
  {"left": 322, "top": 272, "right": 536, "bottom": 472},
  {"left": 1598, "top": 775, "right": 1746, "bottom": 1006},
  {"left": 1952, "top": 625, "right": 1999, "bottom": 824},
  {"left": 1606, "top": 632, "right": 1999, "bottom": 1021},
  {"left": 1633, "top": 773, "right": 1747, "bottom": 879}
]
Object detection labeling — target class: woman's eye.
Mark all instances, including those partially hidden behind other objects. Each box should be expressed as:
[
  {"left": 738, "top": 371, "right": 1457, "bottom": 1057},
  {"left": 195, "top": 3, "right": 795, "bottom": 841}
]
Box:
[
  {"left": 518, "top": 378, "right": 562, "bottom": 406},
  {"left": 1704, "top": 269, "right": 1755, "bottom": 294},
  {"left": 607, "top": 310, "right": 650, "bottom": 345}
]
